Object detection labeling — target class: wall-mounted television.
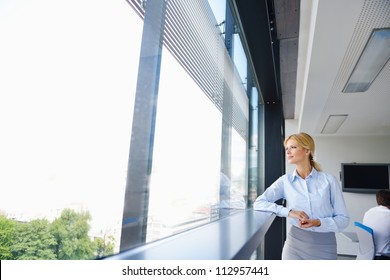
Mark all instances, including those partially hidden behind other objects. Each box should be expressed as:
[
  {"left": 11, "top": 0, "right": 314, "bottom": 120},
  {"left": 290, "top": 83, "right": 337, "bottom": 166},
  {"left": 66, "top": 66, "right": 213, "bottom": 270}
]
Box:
[{"left": 341, "top": 163, "right": 390, "bottom": 194}]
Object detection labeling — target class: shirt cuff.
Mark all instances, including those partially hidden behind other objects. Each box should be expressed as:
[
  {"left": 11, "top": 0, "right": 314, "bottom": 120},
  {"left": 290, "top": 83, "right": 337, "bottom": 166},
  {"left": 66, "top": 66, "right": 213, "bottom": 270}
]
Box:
[{"left": 278, "top": 207, "right": 291, "bottom": 218}]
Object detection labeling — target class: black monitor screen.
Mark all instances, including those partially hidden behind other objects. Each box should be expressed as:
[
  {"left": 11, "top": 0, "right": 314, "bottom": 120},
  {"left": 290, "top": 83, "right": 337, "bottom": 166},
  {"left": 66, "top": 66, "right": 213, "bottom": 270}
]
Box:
[{"left": 341, "top": 163, "right": 390, "bottom": 193}]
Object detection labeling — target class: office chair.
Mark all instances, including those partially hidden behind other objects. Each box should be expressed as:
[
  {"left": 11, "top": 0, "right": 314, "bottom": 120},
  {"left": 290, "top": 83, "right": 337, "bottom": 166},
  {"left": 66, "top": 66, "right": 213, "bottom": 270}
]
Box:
[{"left": 354, "top": 221, "right": 375, "bottom": 260}]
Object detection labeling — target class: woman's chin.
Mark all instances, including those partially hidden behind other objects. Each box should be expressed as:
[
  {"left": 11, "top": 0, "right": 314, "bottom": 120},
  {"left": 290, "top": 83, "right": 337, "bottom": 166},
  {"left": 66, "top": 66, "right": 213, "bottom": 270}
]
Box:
[{"left": 287, "top": 159, "right": 295, "bottom": 164}]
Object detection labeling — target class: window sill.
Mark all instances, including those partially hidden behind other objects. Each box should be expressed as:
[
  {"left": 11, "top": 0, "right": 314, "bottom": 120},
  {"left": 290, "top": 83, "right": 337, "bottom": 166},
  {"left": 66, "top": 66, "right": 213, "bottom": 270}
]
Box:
[{"left": 104, "top": 209, "right": 275, "bottom": 260}]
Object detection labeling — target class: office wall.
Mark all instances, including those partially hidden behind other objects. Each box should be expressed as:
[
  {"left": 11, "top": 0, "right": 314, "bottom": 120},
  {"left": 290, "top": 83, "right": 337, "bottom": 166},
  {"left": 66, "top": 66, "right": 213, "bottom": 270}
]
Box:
[{"left": 316, "top": 135, "right": 390, "bottom": 255}]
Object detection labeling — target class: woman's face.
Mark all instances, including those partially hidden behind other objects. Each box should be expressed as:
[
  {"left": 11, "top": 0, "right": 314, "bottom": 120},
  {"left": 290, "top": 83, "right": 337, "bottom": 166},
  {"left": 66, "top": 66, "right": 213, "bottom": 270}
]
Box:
[{"left": 285, "top": 139, "right": 309, "bottom": 165}]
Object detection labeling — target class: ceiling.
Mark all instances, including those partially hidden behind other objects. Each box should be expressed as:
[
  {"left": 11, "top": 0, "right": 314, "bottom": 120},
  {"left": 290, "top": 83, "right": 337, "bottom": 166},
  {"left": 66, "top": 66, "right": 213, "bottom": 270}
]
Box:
[
  {"left": 234, "top": 0, "right": 390, "bottom": 136},
  {"left": 296, "top": 0, "right": 390, "bottom": 136}
]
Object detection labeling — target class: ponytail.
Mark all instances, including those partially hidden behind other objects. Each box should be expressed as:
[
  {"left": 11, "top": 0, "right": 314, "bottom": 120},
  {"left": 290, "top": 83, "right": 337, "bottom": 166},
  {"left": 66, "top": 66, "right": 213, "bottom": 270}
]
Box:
[{"left": 309, "top": 154, "right": 321, "bottom": 171}]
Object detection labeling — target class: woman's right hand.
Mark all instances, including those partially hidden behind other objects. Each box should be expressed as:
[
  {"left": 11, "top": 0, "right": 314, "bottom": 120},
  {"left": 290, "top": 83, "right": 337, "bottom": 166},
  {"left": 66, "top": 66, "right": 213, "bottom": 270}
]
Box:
[{"left": 288, "top": 209, "right": 309, "bottom": 221}]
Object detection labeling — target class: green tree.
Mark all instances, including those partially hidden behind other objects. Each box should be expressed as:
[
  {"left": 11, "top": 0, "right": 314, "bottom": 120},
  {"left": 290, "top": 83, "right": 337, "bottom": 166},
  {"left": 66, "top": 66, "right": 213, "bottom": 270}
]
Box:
[
  {"left": 50, "top": 209, "right": 95, "bottom": 259},
  {"left": 0, "top": 215, "right": 16, "bottom": 260},
  {"left": 11, "top": 219, "right": 57, "bottom": 260},
  {"left": 93, "top": 233, "right": 115, "bottom": 258}
]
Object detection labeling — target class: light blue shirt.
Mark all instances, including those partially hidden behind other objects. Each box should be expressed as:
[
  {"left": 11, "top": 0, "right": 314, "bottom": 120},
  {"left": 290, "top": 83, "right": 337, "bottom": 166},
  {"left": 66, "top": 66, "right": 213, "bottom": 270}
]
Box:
[{"left": 253, "top": 168, "right": 349, "bottom": 233}]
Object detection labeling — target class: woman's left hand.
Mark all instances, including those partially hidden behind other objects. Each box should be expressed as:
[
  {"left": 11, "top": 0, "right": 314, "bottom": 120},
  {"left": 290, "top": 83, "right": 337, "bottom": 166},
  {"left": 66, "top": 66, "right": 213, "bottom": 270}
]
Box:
[{"left": 298, "top": 218, "right": 321, "bottom": 228}]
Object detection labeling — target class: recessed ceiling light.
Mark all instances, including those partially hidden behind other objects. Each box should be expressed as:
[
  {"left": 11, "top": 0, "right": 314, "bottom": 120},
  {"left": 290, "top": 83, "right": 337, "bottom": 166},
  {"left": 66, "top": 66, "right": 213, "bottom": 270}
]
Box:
[
  {"left": 343, "top": 28, "right": 390, "bottom": 93},
  {"left": 321, "top": 114, "right": 348, "bottom": 134}
]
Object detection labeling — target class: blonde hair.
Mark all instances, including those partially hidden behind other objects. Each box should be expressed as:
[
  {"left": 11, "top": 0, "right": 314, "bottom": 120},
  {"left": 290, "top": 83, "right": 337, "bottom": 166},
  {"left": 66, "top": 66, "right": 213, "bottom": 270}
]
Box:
[{"left": 284, "top": 132, "right": 322, "bottom": 171}]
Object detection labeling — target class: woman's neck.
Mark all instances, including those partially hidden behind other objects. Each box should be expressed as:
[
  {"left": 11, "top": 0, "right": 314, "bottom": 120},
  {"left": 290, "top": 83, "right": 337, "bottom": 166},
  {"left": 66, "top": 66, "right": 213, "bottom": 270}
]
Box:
[{"left": 296, "top": 163, "right": 312, "bottom": 179}]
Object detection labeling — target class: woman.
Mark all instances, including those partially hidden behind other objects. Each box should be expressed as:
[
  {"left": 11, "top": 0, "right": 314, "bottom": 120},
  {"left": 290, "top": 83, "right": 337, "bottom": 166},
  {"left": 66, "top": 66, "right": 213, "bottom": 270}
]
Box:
[{"left": 253, "top": 132, "right": 349, "bottom": 260}]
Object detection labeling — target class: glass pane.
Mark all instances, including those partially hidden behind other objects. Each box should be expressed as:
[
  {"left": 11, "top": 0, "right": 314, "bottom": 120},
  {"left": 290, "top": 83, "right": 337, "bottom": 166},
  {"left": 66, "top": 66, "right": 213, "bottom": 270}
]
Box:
[
  {"left": 0, "top": 0, "right": 143, "bottom": 259},
  {"left": 147, "top": 48, "right": 222, "bottom": 242},
  {"left": 248, "top": 87, "right": 259, "bottom": 204},
  {"left": 230, "top": 129, "right": 248, "bottom": 208},
  {"left": 208, "top": 0, "right": 226, "bottom": 35},
  {"left": 233, "top": 33, "right": 248, "bottom": 89}
]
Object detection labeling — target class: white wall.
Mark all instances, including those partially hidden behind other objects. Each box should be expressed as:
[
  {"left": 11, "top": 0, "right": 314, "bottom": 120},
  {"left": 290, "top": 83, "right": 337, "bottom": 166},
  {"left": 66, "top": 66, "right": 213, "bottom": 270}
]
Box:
[
  {"left": 284, "top": 120, "right": 390, "bottom": 255},
  {"left": 316, "top": 135, "right": 390, "bottom": 255}
]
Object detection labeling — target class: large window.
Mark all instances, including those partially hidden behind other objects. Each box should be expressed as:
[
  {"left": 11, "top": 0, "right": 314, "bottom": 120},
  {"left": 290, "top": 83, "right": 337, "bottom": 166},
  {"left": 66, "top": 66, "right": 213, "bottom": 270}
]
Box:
[
  {"left": 0, "top": 0, "right": 255, "bottom": 259},
  {"left": 0, "top": 0, "right": 142, "bottom": 259},
  {"left": 120, "top": 0, "right": 250, "bottom": 251}
]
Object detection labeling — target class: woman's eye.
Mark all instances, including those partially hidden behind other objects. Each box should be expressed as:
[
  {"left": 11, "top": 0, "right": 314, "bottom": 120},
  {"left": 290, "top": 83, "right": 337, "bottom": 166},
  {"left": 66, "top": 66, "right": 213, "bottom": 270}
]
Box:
[{"left": 285, "top": 146, "right": 297, "bottom": 151}]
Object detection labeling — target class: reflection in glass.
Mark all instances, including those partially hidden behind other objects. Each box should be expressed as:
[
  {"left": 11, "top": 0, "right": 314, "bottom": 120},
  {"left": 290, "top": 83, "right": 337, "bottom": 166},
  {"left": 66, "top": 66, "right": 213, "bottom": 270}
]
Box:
[
  {"left": 230, "top": 128, "right": 248, "bottom": 206},
  {"left": 219, "top": 172, "right": 246, "bottom": 209},
  {"left": 248, "top": 87, "right": 260, "bottom": 204}
]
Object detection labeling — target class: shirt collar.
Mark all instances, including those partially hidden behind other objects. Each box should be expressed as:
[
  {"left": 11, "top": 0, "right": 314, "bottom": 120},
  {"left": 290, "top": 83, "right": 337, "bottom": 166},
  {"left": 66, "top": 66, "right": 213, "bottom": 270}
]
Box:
[
  {"left": 292, "top": 167, "right": 318, "bottom": 181},
  {"left": 378, "top": 205, "right": 390, "bottom": 211}
]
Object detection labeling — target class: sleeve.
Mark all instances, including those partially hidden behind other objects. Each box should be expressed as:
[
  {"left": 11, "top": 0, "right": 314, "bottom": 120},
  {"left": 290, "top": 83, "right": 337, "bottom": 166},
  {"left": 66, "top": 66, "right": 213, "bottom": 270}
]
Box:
[
  {"left": 253, "top": 176, "right": 291, "bottom": 217},
  {"left": 316, "top": 175, "right": 350, "bottom": 232}
]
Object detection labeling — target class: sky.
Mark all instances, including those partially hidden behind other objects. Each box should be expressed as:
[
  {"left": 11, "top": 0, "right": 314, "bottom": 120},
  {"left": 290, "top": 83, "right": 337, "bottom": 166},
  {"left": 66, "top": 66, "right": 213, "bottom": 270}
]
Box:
[{"left": 0, "top": 0, "right": 143, "bottom": 235}]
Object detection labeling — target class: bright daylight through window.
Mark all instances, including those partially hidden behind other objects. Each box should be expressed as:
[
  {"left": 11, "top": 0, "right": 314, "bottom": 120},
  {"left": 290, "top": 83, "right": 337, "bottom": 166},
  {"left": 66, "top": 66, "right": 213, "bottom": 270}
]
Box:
[{"left": 0, "top": 0, "right": 251, "bottom": 259}]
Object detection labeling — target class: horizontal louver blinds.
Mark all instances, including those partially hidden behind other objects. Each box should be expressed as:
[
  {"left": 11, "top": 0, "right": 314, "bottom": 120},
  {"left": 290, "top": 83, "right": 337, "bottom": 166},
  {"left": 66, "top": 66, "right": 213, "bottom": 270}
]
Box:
[{"left": 126, "top": 0, "right": 248, "bottom": 139}]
